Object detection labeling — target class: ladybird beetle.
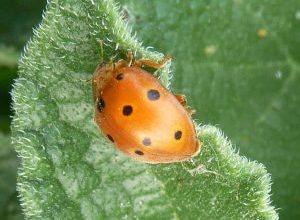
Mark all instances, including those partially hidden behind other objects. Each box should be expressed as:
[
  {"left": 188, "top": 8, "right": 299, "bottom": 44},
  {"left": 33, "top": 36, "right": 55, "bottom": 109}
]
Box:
[{"left": 92, "top": 51, "right": 200, "bottom": 163}]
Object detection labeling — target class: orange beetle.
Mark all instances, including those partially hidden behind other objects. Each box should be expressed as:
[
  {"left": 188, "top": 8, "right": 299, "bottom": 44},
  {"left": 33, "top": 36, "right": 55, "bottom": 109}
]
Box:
[{"left": 92, "top": 51, "right": 200, "bottom": 163}]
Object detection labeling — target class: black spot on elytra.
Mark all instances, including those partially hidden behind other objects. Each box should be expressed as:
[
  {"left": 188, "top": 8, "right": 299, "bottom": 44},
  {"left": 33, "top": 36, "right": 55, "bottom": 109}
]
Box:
[
  {"left": 116, "top": 73, "right": 125, "bottom": 80},
  {"left": 174, "top": 130, "right": 182, "bottom": 140},
  {"left": 123, "top": 105, "right": 133, "bottom": 116},
  {"left": 147, "top": 89, "right": 160, "bottom": 101},
  {"left": 107, "top": 134, "right": 114, "bottom": 142},
  {"left": 97, "top": 98, "right": 105, "bottom": 112},
  {"left": 142, "top": 137, "right": 151, "bottom": 146},
  {"left": 135, "top": 150, "right": 144, "bottom": 155}
]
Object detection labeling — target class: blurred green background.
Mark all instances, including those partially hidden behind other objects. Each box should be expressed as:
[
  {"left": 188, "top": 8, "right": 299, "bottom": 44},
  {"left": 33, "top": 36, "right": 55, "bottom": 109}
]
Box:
[
  {"left": 0, "top": 1, "right": 46, "bottom": 134},
  {"left": 0, "top": 1, "right": 46, "bottom": 219},
  {"left": 1, "top": 1, "right": 300, "bottom": 220}
]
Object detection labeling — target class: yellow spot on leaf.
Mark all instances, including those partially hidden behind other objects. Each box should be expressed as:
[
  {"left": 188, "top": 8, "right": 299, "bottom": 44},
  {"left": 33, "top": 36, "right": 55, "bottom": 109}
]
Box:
[
  {"left": 205, "top": 45, "right": 217, "bottom": 55},
  {"left": 295, "top": 11, "right": 300, "bottom": 20},
  {"left": 257, "top": 28, "right": 267, "bottom": 38}
]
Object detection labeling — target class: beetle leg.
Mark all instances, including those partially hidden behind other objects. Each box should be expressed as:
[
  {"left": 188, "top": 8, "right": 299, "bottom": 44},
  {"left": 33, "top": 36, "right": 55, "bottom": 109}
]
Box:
[
  {"left": 126, "top": 50, "right": 134, "bottom": 66},
  {"left": 115, "top": 59, "right": 129, "bottom": 70},
  {"left": 134, "top": 55, "right": 172, "bottom": 70},
  {"left": 175, "top": 94, "right": 187, "bottom": 106},
  {"left": 114, "top": 50, "right": 134, "bottom": 70},
  {"left": 175, "top": 94, "right": 196, "bottom": 115},
  {"left": 186, "top": 107, "right": 196, "bottom": 115}
]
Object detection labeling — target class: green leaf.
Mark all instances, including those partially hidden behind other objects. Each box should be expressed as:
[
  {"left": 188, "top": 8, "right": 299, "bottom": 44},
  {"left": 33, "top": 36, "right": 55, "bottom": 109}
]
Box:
[
  {"left": 121, "top": 1, "right": 300, "bottom": 219},
  {"left": 0, "top": 133, "right": 23, "bottom": 220},
  {"left": 12, "top": 0, "right": 278, "bottom": 219}
]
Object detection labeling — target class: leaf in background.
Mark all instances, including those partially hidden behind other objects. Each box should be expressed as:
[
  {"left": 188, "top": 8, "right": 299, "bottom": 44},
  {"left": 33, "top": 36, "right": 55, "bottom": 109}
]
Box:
[
  {"left": 0, "top": 45, "right": 19, "bottom": 133},
  {"left": 0, "top": 0, "right": 46, "bottom": 134},
  {"left": 0, "top": 133, "right": 23, "bottom": 220},
  {"left": 12, "top": 0, "right": 278, "bottom": 219},
  {"left": 0, "top": 0, "right": 47, "bottom": 50},
  {"left": 0, "top": 45, "right": 18, "bottom": 68},
  {"left": 120, "top": 0, "right": 300, "bottom": 219}
]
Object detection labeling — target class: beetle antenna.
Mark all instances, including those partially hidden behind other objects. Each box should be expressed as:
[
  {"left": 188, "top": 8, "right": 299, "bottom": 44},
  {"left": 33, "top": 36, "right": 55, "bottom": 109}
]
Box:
[
  {"left": 127, "top": 50, "right": 133, "bottom": 66},
  {"left": 79, "top": 76, "right": 93, "bottom": 84},
  {"left": 99, "top": 40, "right": 104, "bottom": 64}
]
